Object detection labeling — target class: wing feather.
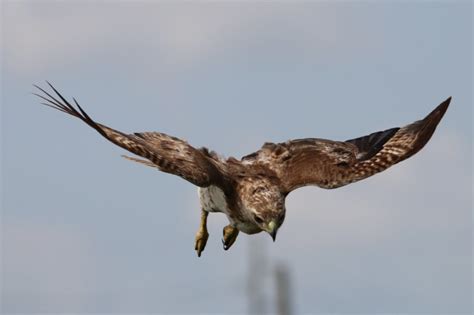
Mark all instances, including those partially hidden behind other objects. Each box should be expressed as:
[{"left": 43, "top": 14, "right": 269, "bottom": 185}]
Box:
[
  {"left": 35, "top": 83, "right": 227, "bottom": 188},
  {"left": 339, "top": 97, "right": 451, "bottom": 186},
  {"left": 242, "top": 97, "right": 451, "bottom": 193},
  {"left": 121, "top": 155, "right": 158, "bottom": 168}
]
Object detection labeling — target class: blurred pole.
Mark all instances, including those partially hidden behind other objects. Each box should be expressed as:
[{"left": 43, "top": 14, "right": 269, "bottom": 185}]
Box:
[
  {"left": 247, "top": 237, "right": 266, "bottom": 315},
  {"left": 275, "top": 263, "right": 292, "bottom": 315}
]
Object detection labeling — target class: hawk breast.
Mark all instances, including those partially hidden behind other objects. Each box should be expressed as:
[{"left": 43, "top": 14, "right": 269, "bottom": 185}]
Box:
[{"left": 198, "top": 185, "right": 228, "bottom": 213}]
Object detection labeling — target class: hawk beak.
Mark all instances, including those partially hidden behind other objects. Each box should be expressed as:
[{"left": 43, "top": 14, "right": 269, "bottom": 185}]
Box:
[{"left": 267, "top": 221, "right": 277, "bottom": 242}]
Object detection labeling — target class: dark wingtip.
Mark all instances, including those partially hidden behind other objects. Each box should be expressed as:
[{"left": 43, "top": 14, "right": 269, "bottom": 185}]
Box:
[
  {"left": 424, "top": 96, "right": 451, "bottom": 122},
  {"left": 440, "top": 96, "right": 451, "bottom": 108},
  {"left": 440, "top": 96, "right": 451, "bottom": 110},
  {"left": 34, "top": 82, "right": 94, "bottom": 121}
]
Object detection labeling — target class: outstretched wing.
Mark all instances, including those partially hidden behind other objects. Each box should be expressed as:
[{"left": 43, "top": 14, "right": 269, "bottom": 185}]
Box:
[
  {"left": 34, "top": 83, "right": 227, "bottom": 188},
  {"left": 242, "top": 97, "right": 451, "bottom": 193}
]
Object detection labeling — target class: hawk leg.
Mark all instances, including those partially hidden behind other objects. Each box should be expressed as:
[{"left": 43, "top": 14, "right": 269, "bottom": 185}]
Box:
[
  {"left": 222, "top": 225, "right": 239, "bottom": 250},
  {"left": 194, "top": 210, "right": 209, "bottom": 257}
]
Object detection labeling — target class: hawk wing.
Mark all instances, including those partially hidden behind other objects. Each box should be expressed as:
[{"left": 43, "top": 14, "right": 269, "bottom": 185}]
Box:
[
  {"left": 242, "top": 97, "right": 451, "bottom": 193},
  {"left": 35, "top": 83, "right": 227, "bottom": 188}
]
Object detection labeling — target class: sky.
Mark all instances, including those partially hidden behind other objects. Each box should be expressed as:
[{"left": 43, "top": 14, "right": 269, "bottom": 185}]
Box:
[{"left": 1, "top": 1, "right": 472, "bottom": 314}]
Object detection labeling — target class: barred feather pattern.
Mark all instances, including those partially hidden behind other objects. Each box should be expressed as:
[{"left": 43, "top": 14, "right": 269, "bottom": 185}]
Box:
[
  {"left": 34, "top": 82, "right": 225, "bottom": 188},
  {"left": 338, "top": 98, "right": 450, "bottom": 186},
  {"left": 242, "top": 97, "right": 451, "bottom": 193},
  {"left": 35, "top": 82, "right": 450, "bottom": 198}
]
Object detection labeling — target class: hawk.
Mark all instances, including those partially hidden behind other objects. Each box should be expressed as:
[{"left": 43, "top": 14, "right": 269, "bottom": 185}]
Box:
[{"left": 35, "top": 83, "right": 451, "bottom": 257}]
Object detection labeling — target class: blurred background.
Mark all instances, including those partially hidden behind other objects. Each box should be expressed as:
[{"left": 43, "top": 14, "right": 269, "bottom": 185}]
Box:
[{"left": 1, "top": 1, "right": 472, "bottom": 314}]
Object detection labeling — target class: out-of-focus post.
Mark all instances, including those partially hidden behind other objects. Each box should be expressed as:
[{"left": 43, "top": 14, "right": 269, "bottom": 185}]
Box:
[
  {"left": 247, "top": 238, "right": 266, "bottom": 314},
  {"left": 275, "top": 263, "right": 292, "bottom": 315}
]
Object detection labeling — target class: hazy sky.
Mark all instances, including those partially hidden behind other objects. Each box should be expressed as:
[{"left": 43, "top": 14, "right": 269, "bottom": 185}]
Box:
[{"left": 2, "top": 1, "right": 472, "bottom": 314}]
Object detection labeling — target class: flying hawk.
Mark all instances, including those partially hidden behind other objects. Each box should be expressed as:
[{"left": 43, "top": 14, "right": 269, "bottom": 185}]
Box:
[{"left": 35, "top": 83, "right": 451, "bottom": 257}]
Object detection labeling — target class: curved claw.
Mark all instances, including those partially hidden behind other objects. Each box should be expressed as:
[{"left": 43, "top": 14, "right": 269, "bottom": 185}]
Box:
[{"left": 222, "top": 238, "right": 231, "bottom": 251}]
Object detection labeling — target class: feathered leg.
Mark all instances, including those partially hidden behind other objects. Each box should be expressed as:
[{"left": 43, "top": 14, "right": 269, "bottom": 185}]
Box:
[{"left": 194, "top": 210, "right": 209, "bottom": 257}]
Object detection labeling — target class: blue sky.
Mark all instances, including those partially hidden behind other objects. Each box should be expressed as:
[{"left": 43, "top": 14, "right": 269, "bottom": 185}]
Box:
[{"left": 2, "top": 1, "right": 472, "bottom": 314}]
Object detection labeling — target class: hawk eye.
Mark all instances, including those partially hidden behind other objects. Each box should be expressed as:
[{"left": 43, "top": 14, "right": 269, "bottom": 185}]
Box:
[{"left": 254, "top": 214, "right": 264, "bottom": 224}]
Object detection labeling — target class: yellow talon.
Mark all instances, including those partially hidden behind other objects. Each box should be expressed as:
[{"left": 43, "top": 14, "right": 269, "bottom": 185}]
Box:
[{"left": 194, "top": 210, "right": 209, "bottom": 257}]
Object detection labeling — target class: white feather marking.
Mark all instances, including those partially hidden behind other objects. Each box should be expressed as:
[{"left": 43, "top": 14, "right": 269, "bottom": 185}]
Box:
[
  {"left": 198, "top": 185, "right": 228, "bottom": 213},
  {"left": 241, "top": 159, "right": 254, "bottom": 165}
]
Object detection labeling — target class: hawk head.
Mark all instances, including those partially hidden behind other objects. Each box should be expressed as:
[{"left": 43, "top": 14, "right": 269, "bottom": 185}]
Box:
[{"left": 239, "top": 177, "right": 286, "bottom": 240}]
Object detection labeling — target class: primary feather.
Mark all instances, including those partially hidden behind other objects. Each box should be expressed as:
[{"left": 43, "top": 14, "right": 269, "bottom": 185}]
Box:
[{"left": 35, "top": 82, "right": 228, "bottom": 188}]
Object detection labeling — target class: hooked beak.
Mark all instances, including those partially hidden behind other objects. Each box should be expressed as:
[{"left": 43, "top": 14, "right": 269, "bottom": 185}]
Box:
[{"left": 267, "top": 221, "right": 277, "bottom": 242}]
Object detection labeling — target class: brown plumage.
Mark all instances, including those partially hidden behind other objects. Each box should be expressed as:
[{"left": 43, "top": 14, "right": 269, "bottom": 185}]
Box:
[
  {"left": 244, "top": 99, "right": 450, "bottom": 192},
  {"left": 35, "top": 82, "right": 450, "bottom": 256}
]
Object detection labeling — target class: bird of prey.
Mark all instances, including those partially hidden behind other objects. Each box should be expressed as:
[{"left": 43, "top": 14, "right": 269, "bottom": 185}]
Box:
[{"left": 34, "top": 83, "right": 451, "bottom": 257}]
